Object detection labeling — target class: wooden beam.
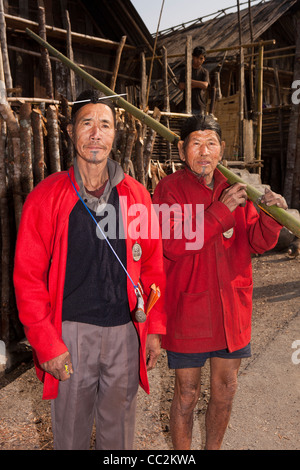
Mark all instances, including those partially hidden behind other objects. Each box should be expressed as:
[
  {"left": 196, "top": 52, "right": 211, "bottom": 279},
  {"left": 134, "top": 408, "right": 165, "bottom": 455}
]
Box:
[{"left": 4, "top": 13, "right": 136, "bottom": 50}]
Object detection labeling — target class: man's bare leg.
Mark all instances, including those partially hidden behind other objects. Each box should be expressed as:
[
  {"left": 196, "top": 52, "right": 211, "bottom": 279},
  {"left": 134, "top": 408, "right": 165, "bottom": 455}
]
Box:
[
  {"left": 205, "top": 357, "right": 241, "bottom": 450},
  {"left": 169, "top": 367, "right": 201, "bottom": 450}
]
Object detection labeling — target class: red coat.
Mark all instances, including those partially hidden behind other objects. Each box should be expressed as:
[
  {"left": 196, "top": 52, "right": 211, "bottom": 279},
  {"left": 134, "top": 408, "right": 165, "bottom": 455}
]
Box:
[
  {"left": 152, "top": 166, "right": 281, "bottom": 354},
  {"left": 13, "top": 166, "right": 166, "bottom": 399}
]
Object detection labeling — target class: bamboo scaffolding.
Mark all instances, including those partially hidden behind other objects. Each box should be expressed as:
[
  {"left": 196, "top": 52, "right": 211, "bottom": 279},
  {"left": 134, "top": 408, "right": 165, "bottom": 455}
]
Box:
[{"left": 25, "top": 28, "right": 300, "bottom": 239}]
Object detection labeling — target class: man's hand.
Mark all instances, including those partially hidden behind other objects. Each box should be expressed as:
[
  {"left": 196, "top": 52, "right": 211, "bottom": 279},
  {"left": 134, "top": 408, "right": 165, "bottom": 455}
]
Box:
[
  {"left": 145, "top": 334, "right": 161, "bottom": 371},
  {"left": 40, "top": 351, "right": 73, "bottom": 381},
  {"left": 260, "top": 187, "right": 288, "bottom": 209},
  {"left": 219, "top": 183, "right": 248, "bottom": 212}
]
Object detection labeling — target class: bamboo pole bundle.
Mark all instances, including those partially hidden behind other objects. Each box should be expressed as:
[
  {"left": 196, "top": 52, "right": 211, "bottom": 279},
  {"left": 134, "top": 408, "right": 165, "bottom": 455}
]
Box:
[{"left": 25, "top": 28, "right": 300, "bottom": 238}]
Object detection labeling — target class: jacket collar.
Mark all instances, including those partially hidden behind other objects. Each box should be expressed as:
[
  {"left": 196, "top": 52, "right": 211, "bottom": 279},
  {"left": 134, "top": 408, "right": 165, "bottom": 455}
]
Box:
[{"left": 73, "top": 157, "right": 125, "bottom": 212}]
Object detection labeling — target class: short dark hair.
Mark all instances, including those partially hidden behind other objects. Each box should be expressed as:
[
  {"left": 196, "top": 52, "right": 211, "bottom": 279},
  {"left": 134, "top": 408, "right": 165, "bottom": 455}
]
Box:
[
  {"left": 192, "top": 46, "right": 206, "bottom": 58},
  {"left": 71, "top": 89, "right": 116, "bottom": 126},
  {"left": 180, "top": 114, "right": 222, "bottom": 142}
]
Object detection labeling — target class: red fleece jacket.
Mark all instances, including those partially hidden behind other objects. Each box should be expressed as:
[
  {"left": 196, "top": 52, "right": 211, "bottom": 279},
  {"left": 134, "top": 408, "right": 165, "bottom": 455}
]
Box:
[
  {"left": 13, "top": 166, "right": 166, "bottom": 399},
  {"left": 152, "top": 166, "right": 281, "bottom": 354}
]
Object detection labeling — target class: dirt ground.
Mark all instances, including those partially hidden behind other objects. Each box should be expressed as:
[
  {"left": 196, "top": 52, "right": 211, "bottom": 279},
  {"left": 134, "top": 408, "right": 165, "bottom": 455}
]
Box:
[{"left": 0, "top": 249, "right": 299, "bottom": 451}]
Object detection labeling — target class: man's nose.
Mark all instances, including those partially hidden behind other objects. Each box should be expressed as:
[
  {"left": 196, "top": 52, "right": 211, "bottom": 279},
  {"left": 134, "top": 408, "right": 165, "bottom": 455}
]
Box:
[
  {"left": 199, "top": 143, "right": 209, "bottom": 154},
  {"left": 90, "top": 124, "right": 102, "bottom": 139}
]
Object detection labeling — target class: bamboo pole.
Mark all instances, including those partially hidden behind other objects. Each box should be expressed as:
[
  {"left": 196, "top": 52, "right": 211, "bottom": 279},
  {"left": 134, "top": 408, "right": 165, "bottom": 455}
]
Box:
[{"left": 25, "top": 28, "right": 300, "bottom": 239}]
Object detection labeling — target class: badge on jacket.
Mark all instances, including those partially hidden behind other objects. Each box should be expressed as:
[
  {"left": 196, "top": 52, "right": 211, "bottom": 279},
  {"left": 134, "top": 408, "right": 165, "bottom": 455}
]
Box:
[
  {"left": 223, "top": 228, "right": 234, "bottom": 239},
  {"left": 132, "top": 242, "right": 142, "bottom": 261}
]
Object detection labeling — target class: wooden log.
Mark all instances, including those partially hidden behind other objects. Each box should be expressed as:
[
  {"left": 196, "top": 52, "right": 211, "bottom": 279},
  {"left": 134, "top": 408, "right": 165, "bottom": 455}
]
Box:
[
  {"left": 110, "top": 35, "right": 127, "bottom": 92},
  {"left": 38, "top": 6, "right": 54, "bottom": 99},
  {"left": 46, "top": 105, "right": 61, "bottom": 174},
  {"left": 134, "top": 121, "right": 145, "bottom": 186},
  {"left": 123, "top": 114, "right": 136, "bottom": 175},
  {"left": 31, "top": 108, "right": 45, "bottom": 184},
  {"left": 60, "top": 95, "right": 73, "bottom": 170},
  {"left": 144, "top": 107, "right": 161, "bottom": 187},
  {"left": 0, "top": 117, "right": 10, "bottom": 343},
  {"left": 0, "top": 97, "right": 22, "bottom": 230},
  {"left": 19, "top": 102, "right": 33, "bottom": 197}
]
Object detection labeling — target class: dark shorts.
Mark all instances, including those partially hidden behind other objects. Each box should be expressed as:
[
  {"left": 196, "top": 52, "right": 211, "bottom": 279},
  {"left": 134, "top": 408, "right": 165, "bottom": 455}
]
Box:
[{"left": 167, "top": 343, "right": 251, "bottom": 369}]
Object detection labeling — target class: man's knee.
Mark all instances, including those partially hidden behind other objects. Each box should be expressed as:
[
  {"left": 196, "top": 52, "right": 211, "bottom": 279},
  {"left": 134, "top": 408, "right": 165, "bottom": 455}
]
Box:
[{"left": 174, "top": 380, "right": 201, "bottom": 414}]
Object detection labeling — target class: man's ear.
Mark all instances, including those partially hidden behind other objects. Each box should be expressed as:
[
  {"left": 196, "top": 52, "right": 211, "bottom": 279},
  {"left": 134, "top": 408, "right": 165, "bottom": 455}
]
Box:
[
  {"left": 219, "top": 140, "right": 226, "bottom": 161},
  {"left": 67, "top": 123, "right": 74, "bottom": 142},
  {"left": 178, "top": 140, "right": 185, "bottom": 162}
]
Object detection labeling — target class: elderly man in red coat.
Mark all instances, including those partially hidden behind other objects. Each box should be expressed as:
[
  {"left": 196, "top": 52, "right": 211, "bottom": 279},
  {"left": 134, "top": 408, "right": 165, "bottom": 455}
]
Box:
[
  {"left": 153, "top": 114, "right": 287, "bottom": 450},
  {"left": 13, "top": 90, "right": 166, "bottom": 450}
]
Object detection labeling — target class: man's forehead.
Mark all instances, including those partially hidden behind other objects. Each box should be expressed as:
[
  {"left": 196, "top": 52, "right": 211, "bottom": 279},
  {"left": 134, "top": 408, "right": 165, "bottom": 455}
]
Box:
[
  {"left": 189, "top": 129, "right": 219, "bottom": 139},
  {"left": 75, "top": 102, "right": 114, "bottom": 121}
]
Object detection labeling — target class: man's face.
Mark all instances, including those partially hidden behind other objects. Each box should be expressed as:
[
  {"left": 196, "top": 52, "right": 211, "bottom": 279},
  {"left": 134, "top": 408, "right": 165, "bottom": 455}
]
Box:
[
  {"left": 192, "top": 54, "right": 205, "bottom": 69},
  {"left": 67, "top": 102, "right": 115, "bottom": 165},
  {"left": 178, "top": 129, "right": 225, "bottom": 184}
]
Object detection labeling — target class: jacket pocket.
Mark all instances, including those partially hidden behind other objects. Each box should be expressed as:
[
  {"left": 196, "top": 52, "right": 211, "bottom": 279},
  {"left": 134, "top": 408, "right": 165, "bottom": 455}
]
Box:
[
  {"left": 174, "top": 290, "right": 212, "bottom": 339},
  {"left": 234, "top": 283, "right": 253, "bottom": 333}
]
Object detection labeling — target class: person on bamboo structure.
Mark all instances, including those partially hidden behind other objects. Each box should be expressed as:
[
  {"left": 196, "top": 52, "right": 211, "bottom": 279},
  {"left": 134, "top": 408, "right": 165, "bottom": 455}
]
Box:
[
  {"left": 152, "top": 114, "right": 287, "bottom": 450},
  {"left": 179, "top": 46, "right": 210, "bottom": 115},
  {"left": 13, "top": 89, "right": 166, "bottom": 450}
]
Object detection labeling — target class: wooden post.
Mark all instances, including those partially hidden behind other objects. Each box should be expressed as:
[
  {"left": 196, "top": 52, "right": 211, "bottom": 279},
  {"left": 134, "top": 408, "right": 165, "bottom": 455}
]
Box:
[
  {"left": 255, "top": 42, "right": 264, "bottom": 176},
  {"left": 283, "top": 15, "right": 300, "bottom": 209},
  {"left": 46, "top": 105, "right": 61, "bottom": 174},
  {"left": 0, "top": 0, "right": 13, "bottom": 92},
  {"left": 110, "top": 35, "right": 127, "bottom": 92},
  {"left": 273, "top": 66, "right": 285, "bottom": 189},
  {"left": 38, "top": 6, "right": 54, "bottom": 99},
  {"left": 0, "top": 117, "right": 10, "bottom": 344},
  {"left": 162, "top": 46, "right": 172, "bottom": 161},
  {"left": 185, "top": 35, "right": 192, "bottom": 115},
  {"left": 65, "top": 10, "right": 76, "bottom": 101},
  {"left": 19, "top": 102, "right": 34, "bottom": 197},
  {"left": 140, "top": 51, "right": 147, "bottom": 111}
]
